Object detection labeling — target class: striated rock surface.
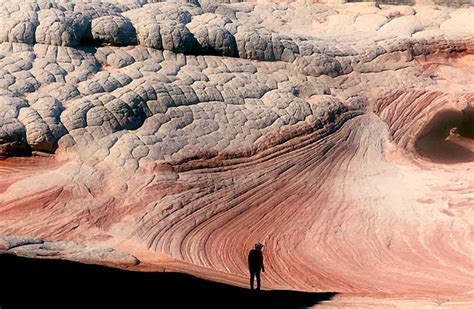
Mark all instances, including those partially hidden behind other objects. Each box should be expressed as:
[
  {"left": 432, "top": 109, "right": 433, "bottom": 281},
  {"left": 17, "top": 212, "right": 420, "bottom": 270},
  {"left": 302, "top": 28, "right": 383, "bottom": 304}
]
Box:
[{"left": 0, "top": 0, "right": 473, "bottom": 307}]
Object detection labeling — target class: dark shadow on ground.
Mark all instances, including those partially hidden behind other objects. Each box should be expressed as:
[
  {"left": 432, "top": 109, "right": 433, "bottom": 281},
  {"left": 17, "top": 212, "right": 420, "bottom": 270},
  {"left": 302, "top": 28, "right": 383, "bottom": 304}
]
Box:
[{"left": 0, "top": 253, "right": 337, "bottom": 308}]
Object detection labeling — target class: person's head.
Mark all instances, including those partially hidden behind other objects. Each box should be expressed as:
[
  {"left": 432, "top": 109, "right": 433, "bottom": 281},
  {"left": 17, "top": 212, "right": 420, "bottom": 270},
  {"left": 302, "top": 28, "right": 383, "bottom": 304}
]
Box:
[{"left": 255, "top": 243, "right": 264, "bottom": 250}]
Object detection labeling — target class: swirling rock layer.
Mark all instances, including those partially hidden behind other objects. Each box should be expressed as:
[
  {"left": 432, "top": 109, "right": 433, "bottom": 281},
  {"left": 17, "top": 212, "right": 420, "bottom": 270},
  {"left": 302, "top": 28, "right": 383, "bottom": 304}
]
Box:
[{"left": 0, "top": 0, "right": 473, "bottom": 307}]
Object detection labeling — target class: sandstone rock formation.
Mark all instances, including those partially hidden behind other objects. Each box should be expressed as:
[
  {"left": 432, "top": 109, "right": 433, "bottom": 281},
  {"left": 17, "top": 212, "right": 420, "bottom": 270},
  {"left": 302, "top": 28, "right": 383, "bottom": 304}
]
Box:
[{"left": 0, "top": 0, "right": 473, "bottom": 307}]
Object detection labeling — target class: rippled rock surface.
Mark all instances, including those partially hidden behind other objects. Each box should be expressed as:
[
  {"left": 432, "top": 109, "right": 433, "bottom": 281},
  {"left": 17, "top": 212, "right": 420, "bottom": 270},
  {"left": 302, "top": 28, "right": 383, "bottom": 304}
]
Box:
[{"left": 0, "top": 0, "right": 473, "bottom": 307}]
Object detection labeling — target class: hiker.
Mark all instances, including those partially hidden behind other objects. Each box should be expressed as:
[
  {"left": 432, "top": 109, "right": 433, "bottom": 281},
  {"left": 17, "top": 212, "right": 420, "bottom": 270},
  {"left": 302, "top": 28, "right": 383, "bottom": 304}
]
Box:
[{"left": 248, "top": 242, "right": 265, "bottom": 290}]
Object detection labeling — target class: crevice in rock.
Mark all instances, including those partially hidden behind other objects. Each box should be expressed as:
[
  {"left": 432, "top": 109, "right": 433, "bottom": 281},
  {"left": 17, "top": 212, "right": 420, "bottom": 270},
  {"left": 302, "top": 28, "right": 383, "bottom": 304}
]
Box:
[{"left": 415, "top": 109, "right": 474, "bottom": 164}]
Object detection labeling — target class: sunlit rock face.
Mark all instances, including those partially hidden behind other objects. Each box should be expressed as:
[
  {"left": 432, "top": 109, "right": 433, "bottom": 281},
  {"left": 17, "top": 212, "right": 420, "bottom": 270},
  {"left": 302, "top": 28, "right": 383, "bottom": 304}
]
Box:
[{"left": 0, "top": 0, "right": 473, "bottom": 306}]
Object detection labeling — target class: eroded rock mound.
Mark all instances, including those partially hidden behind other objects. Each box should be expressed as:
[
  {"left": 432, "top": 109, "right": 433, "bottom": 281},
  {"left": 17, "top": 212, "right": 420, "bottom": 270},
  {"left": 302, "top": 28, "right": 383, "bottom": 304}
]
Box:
[
  {"left": 91, "top": 15, "right": 137, "bottom": 46},
  {"left": 0, "top": 1, "right": 473, "bottom": 307}
]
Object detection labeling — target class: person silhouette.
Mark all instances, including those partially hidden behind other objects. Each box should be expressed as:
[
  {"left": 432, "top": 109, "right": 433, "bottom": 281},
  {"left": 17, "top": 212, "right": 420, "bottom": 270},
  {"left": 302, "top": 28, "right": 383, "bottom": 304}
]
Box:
[{"left": 248, "top": 243, "right": 265, "bottom": 291}]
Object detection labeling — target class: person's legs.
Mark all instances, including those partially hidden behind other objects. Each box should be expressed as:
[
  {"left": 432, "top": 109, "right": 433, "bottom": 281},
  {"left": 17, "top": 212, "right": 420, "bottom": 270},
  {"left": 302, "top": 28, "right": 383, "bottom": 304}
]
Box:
[
  {"left": 250, "top": 270, "right": 255, "bottom": 290},
  {"left": 256, "top": 269, "right": 261, "bottom": 290}
]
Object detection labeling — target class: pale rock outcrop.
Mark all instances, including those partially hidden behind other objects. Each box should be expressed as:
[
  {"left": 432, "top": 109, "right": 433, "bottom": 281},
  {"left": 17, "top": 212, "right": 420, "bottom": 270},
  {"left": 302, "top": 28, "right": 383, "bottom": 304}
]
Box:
[
  {"left": 36, "top": 9, "right": 89, "bottom": 46},
  {"left": 294, "top": 54, "right": 343, "bottom": 77},
  {"left": 91, "top": 15, "right": 137, "bottom": 46},
  {"left": 123, "top": 3, "right": 199, "bottom": 53},
  {"left": 0, "top": 235, "right": 140, "bottom": 266},
  {"left": 187, "top": 13, "right": 238, "bottom": 56}
]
